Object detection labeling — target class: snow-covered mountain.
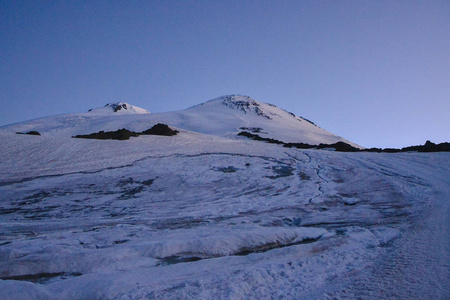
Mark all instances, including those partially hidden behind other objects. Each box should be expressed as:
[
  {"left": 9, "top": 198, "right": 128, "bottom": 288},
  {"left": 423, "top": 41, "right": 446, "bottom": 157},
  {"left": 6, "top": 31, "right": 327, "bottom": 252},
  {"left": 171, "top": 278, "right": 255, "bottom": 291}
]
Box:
[
  {"left": 162, "top": 95, "right": 360, "bottom": 147},
  {"left": 0, "top": 95, "right": 359, "bottom": 147},
  {"left": 0, "top": 95, "right": 448, "bottom": 299},
  {"left": 88, "top": 102, "right": 150, "bottom": 114}
]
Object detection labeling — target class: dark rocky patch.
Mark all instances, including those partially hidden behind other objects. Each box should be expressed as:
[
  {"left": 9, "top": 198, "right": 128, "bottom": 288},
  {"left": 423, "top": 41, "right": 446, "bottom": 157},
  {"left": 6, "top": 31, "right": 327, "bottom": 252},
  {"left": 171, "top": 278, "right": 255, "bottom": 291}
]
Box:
[
  {"left": 16, "top": 131, "right": 41, "bottom": 136},
  {"left": 239, "top": 127, "right": 263, "bottom": 133},
  {"left": 364, "top": 147, "right": 401, "bottom": 153},
  {"left": 238, "top": 131, "right": 449, "bottom": 153},
  {"left": 222, "top": 96, "right": 272, "bottom": 119},
  {"left": 316, "top": 142, "right": 360, "bottom": 152},
  {"left": 284, "top": 142, "right": 316, "bottom": 149},
  {"left": 363, "top": 141, "right": 450, "bottom": 153},
  {"left": 72, "top": 123, "right": 178, "bottom": 140},
  {"left": 112, "top": 103, "right": 127, "bottom": 112},
  {"left": 238, "top": 131, "right": 284, "bottom": 145},
  {"left": 400, "top": 140, "right": 450, "bottom": 152},
  {"left": 141, "top": 123, "right": 178, "bottom": 136},
  {"left": 300, "top": 117, "right": 316, "bottom": 126},
  {"left": 73, "top": 128, "right": 139, "bottom": 140},
  {"left": 0, "top": 272, "right": 82, "bottom": 284}
]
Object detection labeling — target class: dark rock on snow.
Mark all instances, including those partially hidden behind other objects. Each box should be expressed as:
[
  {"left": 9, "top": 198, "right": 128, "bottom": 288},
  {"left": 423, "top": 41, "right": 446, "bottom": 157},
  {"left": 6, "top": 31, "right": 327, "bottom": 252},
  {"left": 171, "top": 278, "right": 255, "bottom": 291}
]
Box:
[
  {"left": 238, "top": 131, "right": 449, "bottom": 153},
  {"left": 73, "top": 128, "right": 139, "bottom": 140},
  {"left": 316, "top": 142, "right": 359, "bottom": 152},
  {"left": 72, "top": 123, "right": 178, "bottom": 140},
  {"left": 363, "top": 141, "right": 450, "bottom": 153},
  {"left": 401, "top": 140, "right": 450, "bottom": 152},
  {"left": 238, "top": 131, "right": 284, "bottom": 145},
  {"left": 16, "top": 131, "right": 41, "bottom": 136},
  {"left": 141, "top": 123, "right": 178, "bottom": 136}
]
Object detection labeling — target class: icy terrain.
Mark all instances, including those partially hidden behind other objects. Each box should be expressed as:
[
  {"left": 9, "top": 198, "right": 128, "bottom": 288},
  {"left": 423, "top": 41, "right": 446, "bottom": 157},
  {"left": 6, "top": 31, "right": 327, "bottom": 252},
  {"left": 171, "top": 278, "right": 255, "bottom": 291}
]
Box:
[
  {"left": 0, "top": 97, "right": 448, "bottom": 299},
  {"left": 1, "top": 95, "right": 359, "bottom": 147},
  {"left": 88, "top": 102, "right": 151, "bottom": 115},
  {"left": 0, "top": 131, "right": 448, "bottom": 299}
]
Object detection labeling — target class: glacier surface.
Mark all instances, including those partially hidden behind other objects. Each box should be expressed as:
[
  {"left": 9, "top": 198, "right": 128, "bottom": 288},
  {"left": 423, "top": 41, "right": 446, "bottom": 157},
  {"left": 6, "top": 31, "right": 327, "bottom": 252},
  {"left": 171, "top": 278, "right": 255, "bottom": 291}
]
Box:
[
  {"left": 0, "top": 130, "right": 448, "bottom": 299},
  {"left": 0, "top": 96, "right": 448, "bottom": 299}
]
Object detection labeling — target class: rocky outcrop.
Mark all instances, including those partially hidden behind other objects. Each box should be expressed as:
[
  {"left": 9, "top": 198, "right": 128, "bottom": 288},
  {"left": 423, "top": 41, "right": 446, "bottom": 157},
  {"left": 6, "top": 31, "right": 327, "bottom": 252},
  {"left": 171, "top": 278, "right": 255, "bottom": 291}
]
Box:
[
  {"left": 238, "top": 131, "right": 449, "bottom": 153},
  {"left": 16, "top": 131, "right": 41, "bottom": 136},
  {"left": 73, "top": 123, "right": 178, "bottom": 140},
  {"left": 141, "top": 123, "right": 178, "bottom": 136},
  {"left": 72, "top": 128, "right": 139, "bottom": 140}
]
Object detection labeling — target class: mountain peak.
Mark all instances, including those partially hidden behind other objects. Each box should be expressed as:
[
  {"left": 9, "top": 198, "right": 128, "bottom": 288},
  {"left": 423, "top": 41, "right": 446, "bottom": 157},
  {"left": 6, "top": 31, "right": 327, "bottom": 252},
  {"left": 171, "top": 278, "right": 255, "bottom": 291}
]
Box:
[
  {"left": 209, "top": 94, "right": 255, "bottom": 104},
  {"left": 88, "top": 102, "right": 150, "bottom": 114},
  {"left": 214, "top": 94, "right": 253, "bottom": 101},
  {"left": 0, "top": 95, "right": 359, "bottom": 148},
  {"left": 205, "top": 95, "right": 272, "bottom": 119}
]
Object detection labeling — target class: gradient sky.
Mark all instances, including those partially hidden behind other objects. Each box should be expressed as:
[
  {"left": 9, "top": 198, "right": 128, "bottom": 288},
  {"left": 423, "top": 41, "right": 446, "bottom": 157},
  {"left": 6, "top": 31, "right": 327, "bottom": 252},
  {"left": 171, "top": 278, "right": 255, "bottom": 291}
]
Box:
[{"left": 1, "top": 0, "right": 449, "bottom": 148}]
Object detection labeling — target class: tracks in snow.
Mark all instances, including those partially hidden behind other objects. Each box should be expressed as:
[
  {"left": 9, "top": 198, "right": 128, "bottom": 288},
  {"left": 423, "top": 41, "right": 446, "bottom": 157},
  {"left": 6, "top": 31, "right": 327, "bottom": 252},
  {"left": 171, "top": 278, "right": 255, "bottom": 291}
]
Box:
[{"left": 328, "top": 171, "right": 449, "bottom": 299}]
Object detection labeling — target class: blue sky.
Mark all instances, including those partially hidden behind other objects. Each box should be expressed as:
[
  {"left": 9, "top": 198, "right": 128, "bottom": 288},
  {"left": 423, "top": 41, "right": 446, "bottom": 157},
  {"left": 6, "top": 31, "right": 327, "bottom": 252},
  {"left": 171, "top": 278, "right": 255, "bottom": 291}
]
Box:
[{"left": 1, "top": 0, "right": 449, "bottom": 148}]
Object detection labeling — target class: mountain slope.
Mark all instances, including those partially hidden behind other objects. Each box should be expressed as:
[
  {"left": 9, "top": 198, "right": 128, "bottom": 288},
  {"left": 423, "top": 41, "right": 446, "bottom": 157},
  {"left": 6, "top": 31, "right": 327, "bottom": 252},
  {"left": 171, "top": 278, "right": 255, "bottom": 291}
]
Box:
[
  {"left": 168, "top": 95, "right": 358, "bottom": 146},
  {"left": 88, "top": 102, "right": 150, "bottom": 114},
  {"left": 0, "top": 129, "right": 448, "bottom": 299},
  {"left": 0, "top": 95, "right": 359, "bottom": 147},
  {"left": 0, "top": 96, "right": 448, "bottom": 299}
]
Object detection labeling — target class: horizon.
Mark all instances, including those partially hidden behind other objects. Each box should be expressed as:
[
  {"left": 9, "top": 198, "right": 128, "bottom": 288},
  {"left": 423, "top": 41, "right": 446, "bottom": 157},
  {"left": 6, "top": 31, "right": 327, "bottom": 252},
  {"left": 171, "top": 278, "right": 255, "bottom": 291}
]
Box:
[
  {"left": 1, "top": 94, "right": 447, "bottom": 150},
  {"left": 1, "top": 1, "right": 449, "bottom": 148}
]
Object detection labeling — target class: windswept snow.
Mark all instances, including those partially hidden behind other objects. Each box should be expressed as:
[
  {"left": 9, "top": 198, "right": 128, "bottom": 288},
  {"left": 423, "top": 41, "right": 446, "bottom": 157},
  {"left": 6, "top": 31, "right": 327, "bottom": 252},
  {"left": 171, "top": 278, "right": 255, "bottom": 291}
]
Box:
[
  {"left": 0, "top": 96, "right": 447, "bottom": 299},
  {"left": 0, "top": 129, "right": 448, "bottom": 299}
]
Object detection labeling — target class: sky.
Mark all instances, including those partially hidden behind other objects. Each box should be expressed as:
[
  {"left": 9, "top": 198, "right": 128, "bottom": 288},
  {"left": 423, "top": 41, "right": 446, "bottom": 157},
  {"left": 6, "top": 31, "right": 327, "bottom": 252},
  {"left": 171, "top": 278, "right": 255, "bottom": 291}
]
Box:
[{"left": 1, "top": 0, "right": 449, "bottom": 148}]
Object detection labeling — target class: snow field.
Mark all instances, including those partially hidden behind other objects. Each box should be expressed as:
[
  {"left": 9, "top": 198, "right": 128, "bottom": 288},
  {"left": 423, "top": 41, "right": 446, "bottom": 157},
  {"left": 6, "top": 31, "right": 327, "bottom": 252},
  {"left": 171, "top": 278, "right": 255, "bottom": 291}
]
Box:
[{"left": 0, "top": 121, "right": 448, "bottom": 298}]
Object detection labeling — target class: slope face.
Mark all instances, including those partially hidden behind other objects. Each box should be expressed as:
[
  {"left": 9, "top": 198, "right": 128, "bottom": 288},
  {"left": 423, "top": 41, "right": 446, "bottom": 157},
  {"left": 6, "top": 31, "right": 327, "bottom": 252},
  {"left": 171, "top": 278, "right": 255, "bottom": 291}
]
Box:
[
  {"left": 88, "top": 102, "right": 150, "bottom": 114},
  {"left": 217, "top": 95, "right": 274, "bottom": 119},
  {"left": 0, "top": 102, "right": 153, "bottom": 138},
  {"left": 0, "top": 95, "right": 359, "bottom": 147},
  {"left": 161, "top": 95, "right": 359, "bottom": 147},
  {"left": 210, "top": 95, "right": 310, "bottom": 121},
  {"left": 0, "top": 131, "right": 448, "bottom": 299}
]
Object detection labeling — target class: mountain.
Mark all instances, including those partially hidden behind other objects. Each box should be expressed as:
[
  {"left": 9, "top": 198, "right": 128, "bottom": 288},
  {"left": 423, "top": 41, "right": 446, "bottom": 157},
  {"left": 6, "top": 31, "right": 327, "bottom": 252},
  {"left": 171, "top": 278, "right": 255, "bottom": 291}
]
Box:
[
  {"left": 0, "top": 95, "right": 448, "bottom": 299},
  {"left": 88, "top": 102, "right": 150, "bottom": 114},
  {"left": 0, "top": 95, "right": 360, "bottom": 147}
]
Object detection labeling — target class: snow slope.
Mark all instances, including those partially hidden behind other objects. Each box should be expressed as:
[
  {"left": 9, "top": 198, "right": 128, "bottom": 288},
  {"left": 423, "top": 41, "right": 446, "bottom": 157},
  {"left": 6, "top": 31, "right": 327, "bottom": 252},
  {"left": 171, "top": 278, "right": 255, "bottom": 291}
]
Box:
[
  {"left": 88, "top": 102, "right": 150, "bottom": 115},
  {"left": 0, "top": 95, "right": 359, "bottom": 147},
  {"left": 0, "top": 129, "right": 448, "bottom": 299}
]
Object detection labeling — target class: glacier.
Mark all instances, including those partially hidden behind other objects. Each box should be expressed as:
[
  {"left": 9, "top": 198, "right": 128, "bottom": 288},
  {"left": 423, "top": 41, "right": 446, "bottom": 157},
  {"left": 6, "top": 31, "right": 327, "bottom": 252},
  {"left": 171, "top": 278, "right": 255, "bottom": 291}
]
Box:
[{"left": 0, "top": 96, "right": 448, "bottom": 299}]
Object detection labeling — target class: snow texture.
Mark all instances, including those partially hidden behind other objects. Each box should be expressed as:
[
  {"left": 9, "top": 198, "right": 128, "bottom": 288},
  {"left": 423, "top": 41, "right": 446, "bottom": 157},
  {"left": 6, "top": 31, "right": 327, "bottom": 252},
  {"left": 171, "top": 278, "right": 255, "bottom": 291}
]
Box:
[
  {"left": 0, "top": 97, "right": 448, "bottom": 299},
  {"left": 88, "top": 102, "right": 150, "bottom": 115}
]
